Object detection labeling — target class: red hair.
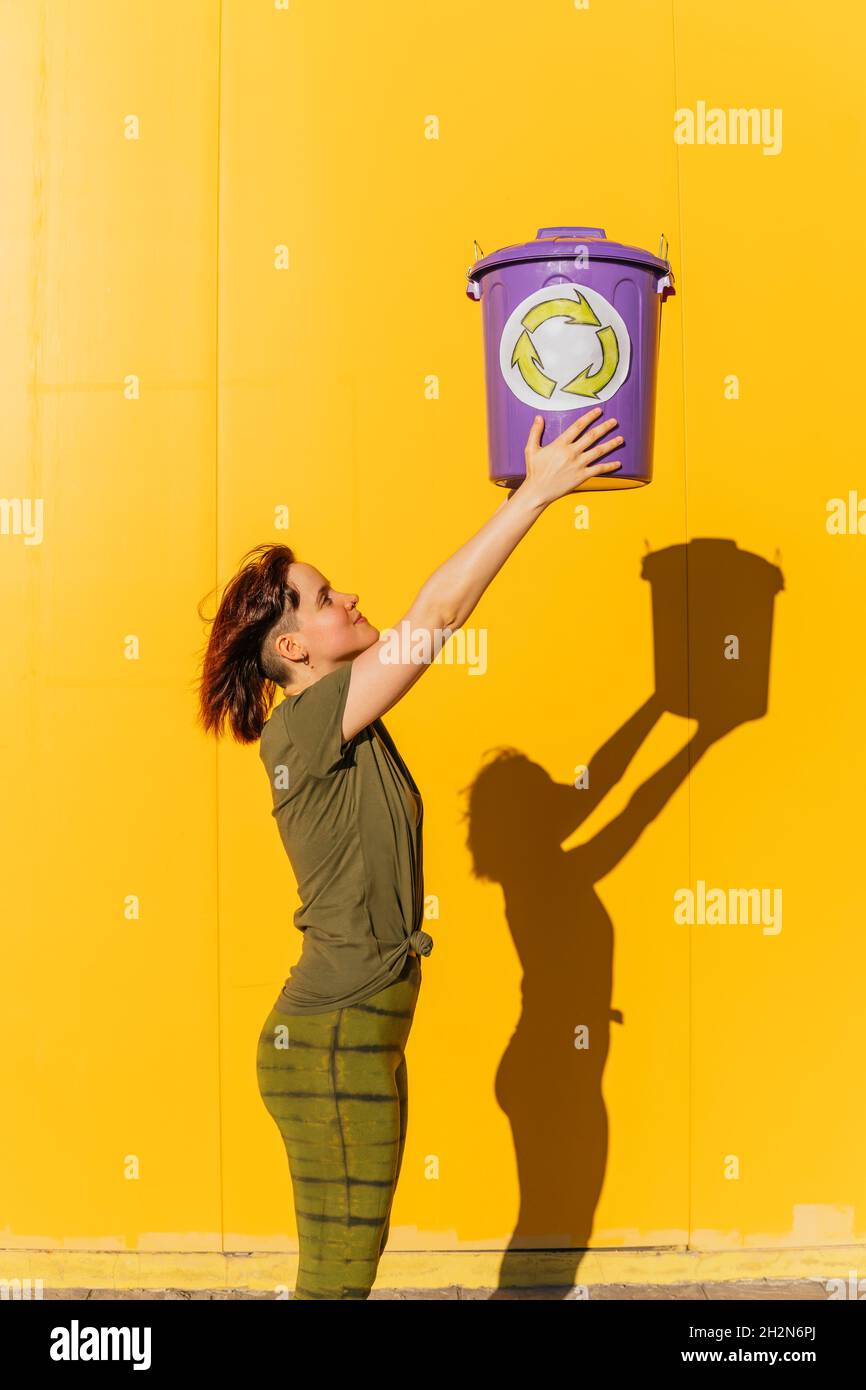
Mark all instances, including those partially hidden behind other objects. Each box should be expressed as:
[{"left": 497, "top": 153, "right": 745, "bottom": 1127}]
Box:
[{"left": 196, "top": 543, "right": 302, "bottom": 744}]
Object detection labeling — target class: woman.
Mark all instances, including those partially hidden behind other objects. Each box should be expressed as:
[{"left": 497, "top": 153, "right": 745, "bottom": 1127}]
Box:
[{"left": 196, "top": 407, "right": 624, "bottom": 1299}]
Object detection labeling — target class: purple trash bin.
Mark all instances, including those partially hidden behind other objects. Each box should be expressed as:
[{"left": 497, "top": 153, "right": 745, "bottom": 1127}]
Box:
[{"left": 466, "top": 226, "right": 676, "bottom": 490}]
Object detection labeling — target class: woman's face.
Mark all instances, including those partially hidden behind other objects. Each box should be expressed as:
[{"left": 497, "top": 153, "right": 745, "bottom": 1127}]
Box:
[{"left": 278, "top": 561, "right": 379, "bottom": 671}]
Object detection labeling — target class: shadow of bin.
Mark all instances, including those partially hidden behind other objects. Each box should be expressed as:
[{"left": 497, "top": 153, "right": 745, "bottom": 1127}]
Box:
[{"left": 641, "top": 538, "right": 785, "bottom": 725}]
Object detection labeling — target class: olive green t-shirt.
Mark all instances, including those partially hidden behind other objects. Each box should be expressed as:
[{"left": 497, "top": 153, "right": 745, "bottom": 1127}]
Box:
[{"left": 259, "top": 661, "right": 432, "bottom": 1014}]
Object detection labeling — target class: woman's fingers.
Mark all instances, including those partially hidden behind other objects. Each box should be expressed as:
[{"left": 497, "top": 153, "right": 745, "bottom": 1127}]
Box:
[
  {"left": 579, "top": 432, "right": 624, "bottom": 464},
  {"left": 558, "top": 405, "right": 604, "bottom": 443},
  {"left": 524, "top": 414, "right": 545, "bottom": 454},
  {"left": 573, "top": 417, "right": 620, "bottom": 451},
  {"left": 524, "top": 405, "right": 625, "bottom": 501},
  {"left": 570, "top": 459, "right": 622, "bottom": 490}
]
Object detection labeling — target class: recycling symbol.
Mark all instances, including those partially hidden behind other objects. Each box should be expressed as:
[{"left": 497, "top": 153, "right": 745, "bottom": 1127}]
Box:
[{"left": 498, "top": 283, "right": 630, "bottom": 410}]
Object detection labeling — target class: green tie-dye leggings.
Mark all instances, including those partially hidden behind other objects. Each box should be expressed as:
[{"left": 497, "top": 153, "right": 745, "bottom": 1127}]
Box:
[{"left": 256, "top": 952, "right": 422, "bottom": 1299}]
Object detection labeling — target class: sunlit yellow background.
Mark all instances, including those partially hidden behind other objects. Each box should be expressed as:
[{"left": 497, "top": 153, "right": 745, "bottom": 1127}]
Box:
[{"left": 2, "top": 0, "right": 864, "bottom": 1289}]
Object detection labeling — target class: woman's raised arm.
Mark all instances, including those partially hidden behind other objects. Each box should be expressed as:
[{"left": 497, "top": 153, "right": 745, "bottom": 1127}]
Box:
[{"left": 340, "top": 407, "right": 623, "bottom": 741}]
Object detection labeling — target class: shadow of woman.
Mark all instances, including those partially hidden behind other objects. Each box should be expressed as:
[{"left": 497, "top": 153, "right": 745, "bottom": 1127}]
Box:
[{"left": 459, "top": 537, "right": 784, "bottom": 1298}]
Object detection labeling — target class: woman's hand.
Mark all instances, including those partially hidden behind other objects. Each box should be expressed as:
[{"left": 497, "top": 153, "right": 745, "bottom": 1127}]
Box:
[{"left": 522, "top": 408, "right": 624, "bottom": 504}]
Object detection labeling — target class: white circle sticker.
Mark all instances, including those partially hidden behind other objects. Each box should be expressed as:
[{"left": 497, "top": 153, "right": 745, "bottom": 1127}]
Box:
[{"left": 498, "top": 282, "right": 630, "bottom": 409}]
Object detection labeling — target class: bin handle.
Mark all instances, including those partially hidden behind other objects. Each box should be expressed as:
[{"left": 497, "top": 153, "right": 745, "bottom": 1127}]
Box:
[{"left": 536, "top": 226, "right": 606, "bottom": 240}]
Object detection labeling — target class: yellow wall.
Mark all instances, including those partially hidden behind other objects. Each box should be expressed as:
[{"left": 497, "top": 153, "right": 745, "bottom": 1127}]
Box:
[{"left": 2, "top": 0, "right": 864, "bottom": 1285}]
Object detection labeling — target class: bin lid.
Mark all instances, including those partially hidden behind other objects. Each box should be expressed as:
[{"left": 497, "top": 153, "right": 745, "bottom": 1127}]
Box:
[{"left": 467, "top": 226, "right": 672, "bottom": 285}]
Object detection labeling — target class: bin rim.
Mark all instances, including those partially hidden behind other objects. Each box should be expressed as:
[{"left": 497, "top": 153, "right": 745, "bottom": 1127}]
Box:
[{"left": 467, "top": 233, "right": 671, "bottom": 284}]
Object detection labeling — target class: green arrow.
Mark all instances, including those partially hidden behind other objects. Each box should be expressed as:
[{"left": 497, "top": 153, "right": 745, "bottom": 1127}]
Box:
[
  {"left": 522, "top": 294, "right": 600, "bottom": 331},
  {"left": 561, "top": 325, "right": 620, "bottom": 399},
  {"left": 511, "top": 330, "right": 556, "bottom": 398}
]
